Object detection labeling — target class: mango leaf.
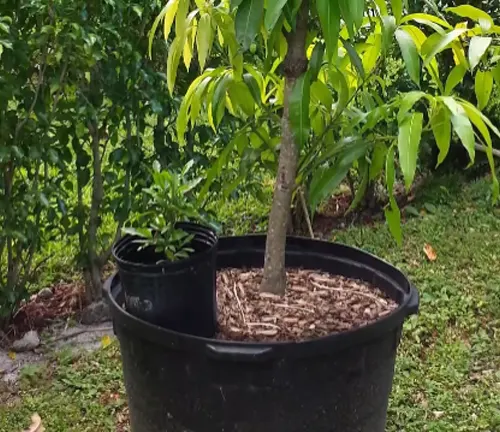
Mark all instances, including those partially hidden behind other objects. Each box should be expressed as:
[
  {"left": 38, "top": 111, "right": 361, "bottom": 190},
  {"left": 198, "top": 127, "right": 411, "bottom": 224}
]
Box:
[
  {"left": 235, "top": 0, "right": 265, "bottom": 51},
  {"left": 289, "top": 71, "right": 311, "bottom": 148},
  {"left": 446, "top": 5, "right": 493, "bottom": 24},
  {"left": 342, "top": 38, "right": 365, "bottom": 79},
  {"left": 316, "top": 0, "right": 341, "bottom": 60},
  {"left": 422, "top": 29, "right": 467, "bottom": 68},
  {"left": 469, "top": 36, "right": 492, "bottom": 71},
  {"left": 385, "top": 146, "right": 402, "bottom": 245},
  {"left": 459, "top": 101, "right": 499, "bottom": 201},
  {"left": 430, "top": 103, "right": 452, "bottom": 166},
  {"left": 338, "top": 0, "right": 364, "bottom": 37},
  {"left": 309, "top": 42, "right": 325, "bottom": 81},
  {"left": 347, "top": 160, "right": 369, "bottom": 213},
  {"left": 395, "top": 29, "right": 421, "bottom": 85},
  {"left": 441, "top": 96, "right": 475, "bottom": 163},
  {"left": 330, "top": 67, "right": 349, "bottom": 116},
  {"left": 167, "top": 37, "right": 183, "bottom": 94},
  {"left": 197, "top": 13, "right": 215, "bottom": 70},
  {"left": 148, "top": 0, "right": 179, "bottom": 58},
  {"left": 370, "top": 142, "right": 388, "bottom": 181},
  {"left": 445, "top": 64, "right": 467, "bottom": 96},
  {"left": 309, "top": 140, "right": 369, "bottom": 212},
  {"left": 382, "top": 16, "right": 397, "bottom": 55},
  {"left": 398, "top": 112, "right": 424, "bottom": 190},
  {"left": 228, "top": 80, "right": 255, "bottom": 116},
  {"left": 362, "top": 34, "right": 382, "bottom": 74},
  {"left": 493, "top": 63, "right": 500, "bottom": 86},
  {"left": 264, "top": 0, "right": 288, "bottom": 32},
  {"left": 475, "top": 70, "right": 493, "bottom": 111},
  {"left": 391, "top": 0, "right": 403, "bottom": 23},
  {"left": 401, "top": 13, "right": 452, "bottom": 30},
  {"left": 397, "top": 91, "right": 427, "bottom": 124}
]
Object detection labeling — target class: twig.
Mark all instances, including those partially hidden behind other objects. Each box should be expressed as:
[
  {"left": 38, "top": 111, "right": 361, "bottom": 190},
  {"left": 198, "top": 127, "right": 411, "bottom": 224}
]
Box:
[
  {"left": 475, "top": 143, "right": 500, "bottom": 159},
  {"left": 274, "top": 303, "right": 314, "bottom": 313},
  {"left": 233, "top": 284, "right": 246, "bottom": 324},
  {"left": 246, "top": 322, "right": 281, "bottom": 329},
  {"left": 310, "top": 280, "right": 387, "bottom": 305},
  {"left": 299, "top": 188, "right": 315, "bottom": 239}
]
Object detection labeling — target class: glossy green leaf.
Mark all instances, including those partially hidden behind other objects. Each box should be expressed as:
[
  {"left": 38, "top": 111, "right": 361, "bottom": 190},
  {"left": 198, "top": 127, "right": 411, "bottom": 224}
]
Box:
[
  {"left": 430, "top": 103, "right": 452, "bottom": 166},
  {"left": 391, "top": 0, "right": 403, "bottom": 23},
  {"left": 401, "top": 13, "right": 452, "bottom": 29},
  {"left": 381, "top": 16, "right": 397, "bottom": 56},
  {"left": 395, "top": 29, "right": 421, "bottom": 86},
  {"left": 309, "top": 42, "right": 325, "bottom": 81},
  {"left": 469, "top": 36, "right": 492, "bottom": 71},
  {"left": 398, "top": 112, "right": 423, "bottom": 190},
  {"left": 493, "top": 63, "right": 500, "bottom": 86},
  {"left": 475, "top": 70, "right": 493, "bottom": 111},
  {"left": 235, "top": 0, "right": 265, "bottom": 51},
  {"left": 197, "top": 13, "right": 215, "bottom": 70},
  {"left": 342, "top": 39, "right": 365, "bottom": 79},
  {"left": 264, "top": 0, "right": 288, "bottom": 32},
  {"left": 422, "top": 29, "right": 467, "bottom": 68},
  {"left": 445, "top": 65, "right": 467, "bottom": 96},
  {"left": 167, "top": 37, "right": 183, "bottom": 94},
  {"left": 316, "top": 0, "right": 341, "bottom": 60},
  {"left": 289, "top": 71, "right": 311, "bottom": 148},
  {"left": 441, "top": 96, "right": 475, "bottom": 163},
  {"left": 446, "top": 5, "right": 493, "bottom": 24},
  {"left": 397, "top": 91, "right": 427, "bottom": 124},
  {"left": 370, "top": 142, "right": 388, "bottom": 181}
]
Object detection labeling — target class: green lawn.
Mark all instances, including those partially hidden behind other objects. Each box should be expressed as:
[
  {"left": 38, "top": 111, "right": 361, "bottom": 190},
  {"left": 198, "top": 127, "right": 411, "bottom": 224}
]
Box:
[{"left": 1, "top": 174, "right": 499, "bottom": 432}]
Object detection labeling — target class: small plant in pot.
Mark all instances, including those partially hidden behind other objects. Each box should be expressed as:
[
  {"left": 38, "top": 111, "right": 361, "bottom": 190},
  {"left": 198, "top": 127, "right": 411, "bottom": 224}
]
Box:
[
  {"left": 112, "top": 161, "right": 218, "bottom": 337},
  {"left": 104, "top": 2, "right": 500, "bottom": 432}
]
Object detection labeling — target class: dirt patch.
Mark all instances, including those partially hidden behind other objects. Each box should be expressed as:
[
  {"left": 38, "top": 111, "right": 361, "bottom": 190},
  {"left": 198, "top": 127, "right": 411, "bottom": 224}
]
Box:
[
  {"left": 7, "top": 281, "right": 88, "bottom": 341},
  {"left": 217, "top": 268, "right": 397, "bottom": 342}
]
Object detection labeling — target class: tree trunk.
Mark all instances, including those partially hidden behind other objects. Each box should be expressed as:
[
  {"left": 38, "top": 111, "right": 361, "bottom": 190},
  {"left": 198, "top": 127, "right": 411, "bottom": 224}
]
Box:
[
  {"left": 260, "top": 0, "right": 309, "bottom": 295},
  {"left": 87, "top": 120, "right": 104, "bottom": 302}
]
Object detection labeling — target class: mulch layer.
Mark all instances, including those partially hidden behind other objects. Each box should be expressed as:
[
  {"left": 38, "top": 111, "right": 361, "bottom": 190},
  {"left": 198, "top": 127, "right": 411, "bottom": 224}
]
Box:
[{"left": 217, "top": 268, "right": 398, "bottom": 342}]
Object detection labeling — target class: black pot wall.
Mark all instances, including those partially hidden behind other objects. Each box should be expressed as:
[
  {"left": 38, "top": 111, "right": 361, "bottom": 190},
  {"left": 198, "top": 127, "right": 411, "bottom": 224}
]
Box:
[{"left": 106, "top": 235, "right": 419, "bottom": 432}]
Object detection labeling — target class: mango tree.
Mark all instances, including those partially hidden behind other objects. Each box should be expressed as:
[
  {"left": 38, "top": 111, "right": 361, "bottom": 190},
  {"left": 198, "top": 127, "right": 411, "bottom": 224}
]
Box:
[{"left": 151, "top": 0, "right": 499, "bottom": 294}]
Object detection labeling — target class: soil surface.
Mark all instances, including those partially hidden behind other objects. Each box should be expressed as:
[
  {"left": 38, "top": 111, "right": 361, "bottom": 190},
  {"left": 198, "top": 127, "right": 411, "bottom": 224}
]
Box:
[{"left": 217, "top": 268, "right": 398, "bottom": 342}]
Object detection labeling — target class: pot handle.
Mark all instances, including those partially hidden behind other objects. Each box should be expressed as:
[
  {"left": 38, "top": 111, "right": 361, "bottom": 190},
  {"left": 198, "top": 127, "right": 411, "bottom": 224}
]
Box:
[
  {"left": 406, "top": 284, "right": 420, "bottom": 316},
  {"left": 205, "top": 344, "right": 274, "bottom": 362}
]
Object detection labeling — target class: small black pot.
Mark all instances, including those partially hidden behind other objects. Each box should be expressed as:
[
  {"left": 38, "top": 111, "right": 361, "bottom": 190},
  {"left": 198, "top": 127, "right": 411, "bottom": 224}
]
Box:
[
  {"left": 105, "top": 235, "right": 419, "bottom": 432},
  {"left": 112, "top": 222, "right": 218, "bottom": 337}
]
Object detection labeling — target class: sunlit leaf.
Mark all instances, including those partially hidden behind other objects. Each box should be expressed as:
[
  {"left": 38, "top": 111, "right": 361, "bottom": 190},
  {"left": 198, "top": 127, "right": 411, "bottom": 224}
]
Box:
[{"left": 398, "top": 112, "right": 424, "bottom": 190}]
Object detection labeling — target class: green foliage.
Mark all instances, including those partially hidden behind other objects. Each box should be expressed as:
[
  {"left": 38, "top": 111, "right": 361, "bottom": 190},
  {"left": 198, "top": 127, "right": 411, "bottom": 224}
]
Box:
[
  {"left": 151, "top": 0, "right": 500, "bottom": 247},
  {"left": 124, "top": 162, "right": 206, "bottom": 262}
]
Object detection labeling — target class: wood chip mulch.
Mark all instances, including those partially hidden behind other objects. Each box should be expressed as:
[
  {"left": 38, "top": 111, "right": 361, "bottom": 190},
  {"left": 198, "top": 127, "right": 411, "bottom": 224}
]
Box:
[{"left": 217, "top": 268, "right": 398, "bottom": 342}]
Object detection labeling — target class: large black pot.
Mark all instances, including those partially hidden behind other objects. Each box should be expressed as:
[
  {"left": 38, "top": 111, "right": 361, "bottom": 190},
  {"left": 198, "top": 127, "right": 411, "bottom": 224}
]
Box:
[
  {"left": 112, "top": 222, "right": 218, "bottom": 337},
  {"left": 105, "top": 235, "right": 419, "bottom": 432}
]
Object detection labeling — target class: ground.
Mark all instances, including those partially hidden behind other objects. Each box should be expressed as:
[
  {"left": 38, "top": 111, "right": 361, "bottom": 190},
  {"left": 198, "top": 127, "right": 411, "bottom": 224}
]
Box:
[{"left": 1, "top": 174, "right": 499, "bottom": 432}]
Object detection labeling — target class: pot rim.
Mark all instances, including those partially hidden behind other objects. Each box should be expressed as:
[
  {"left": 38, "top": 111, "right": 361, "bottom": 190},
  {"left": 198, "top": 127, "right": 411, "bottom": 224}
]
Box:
[{"left": 112, "top": 221, "right": 218, "bottom": 272}]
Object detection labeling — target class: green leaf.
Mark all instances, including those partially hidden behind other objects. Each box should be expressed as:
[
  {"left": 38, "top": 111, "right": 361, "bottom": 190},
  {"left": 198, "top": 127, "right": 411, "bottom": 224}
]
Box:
[
  {"left": 370, "top": 142, "right": 388, "bottom": 181},
  {"left": 469, "top": 37, "right": 492, "bottom": 71},
  {"left": 385, "top": 146, "right": 402, "bottom": 245},
  {"left": 228, "top": 80, "right": 255, "bottom": 116},
  {"left": 397, "top": 91, "right": 426, "bottom": 124},
  {"left": 430, "top": 103, "right": 452, "bottom": 166},
  {"left": 441, "top": 96, "right": 475, "bottom": 163},
  {"left": 391, "top": 0, "right": 403, "bottom": 23},
  {"left": 235, "top": 0, "right": 265, "bottom": 51},
  {"left": 197, "top": 13, "right": 215, "bottom": 70},
  {"left": 446, "top": 5, "right": 493, "bottom": 24},
  {"left": 330, "top": 67, "right": 349, "bottom": 116},
  {"left": 493, "top": 63, "right": 500, "bottom": 86},
  {"left": 316, "top": 0, "right": 341, "bottom": 60},
  {"left": 381, "top": 16, "right": 397, "bottom": 56},
  {"left": 289, "top": 71, "right": 311, "bottom": 148},
  {"left": 401, "top": 13, "right": 452, "bottom": 30},
  {"left": 445, "top": 65, "right": 467, "bottom": 96},
  {"left": 398, "top": 112, "right": 424, "bottom": 190},
  {"left": 339, "top": 0, "right": 364, "bottom": 36},
  {"left": 264, "top": 0, "right": 288, "bottom": 32},
  {"left": 395, "top": 29, "right": 420, "bottom": 86},
  {"left": 342, "top": 39, "right": 365, "bottom": 79},
  {"left": 347, "top": 160, "right": 369, "bottom": 213},
  {"left": 167, "top": 37, "right": 183, "bottom": 94},
  {"left": 422, "top": 29, "right": 467, "bottom": 68},
  {"left": 475, "top": 70, "right": 493, "bottom": 111},
  {"left": 148, "top": 1, "right": 173, "bottom": 58},
  {"left": 309, "top": 42, "right": 325, "bottom": 81},
  {"left": 309, "top": 140, "right": 369, "bottom": 212}
]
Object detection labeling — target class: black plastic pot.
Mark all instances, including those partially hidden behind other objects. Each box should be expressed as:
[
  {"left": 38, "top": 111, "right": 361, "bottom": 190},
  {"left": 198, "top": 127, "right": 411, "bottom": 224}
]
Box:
[
  {"left": 112, "top": 222, "right": 218, "bottom": 337},
  {"left": 105, "top": 235, "right": 419, "bottom": 432}
]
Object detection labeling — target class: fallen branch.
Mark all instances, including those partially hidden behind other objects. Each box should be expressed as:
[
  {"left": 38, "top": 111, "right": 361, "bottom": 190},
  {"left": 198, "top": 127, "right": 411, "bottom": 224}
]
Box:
[{"left": 475, "top": 143, "right": 500, "bottom": 159}]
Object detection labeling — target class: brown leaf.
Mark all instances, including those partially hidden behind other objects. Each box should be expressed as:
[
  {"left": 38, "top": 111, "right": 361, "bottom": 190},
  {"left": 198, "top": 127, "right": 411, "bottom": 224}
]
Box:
[
  {"left": 424, "top": 244, "right": 437, "bottom": 262},
  {"left": 24, "top": 414, "right": 45, "bottom": 432}
]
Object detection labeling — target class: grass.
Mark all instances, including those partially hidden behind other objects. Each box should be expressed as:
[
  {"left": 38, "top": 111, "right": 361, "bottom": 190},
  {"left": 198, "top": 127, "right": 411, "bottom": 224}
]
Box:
[{"left": 1, "top": 174, "right": 500, "bottom": 431}]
